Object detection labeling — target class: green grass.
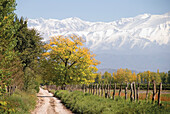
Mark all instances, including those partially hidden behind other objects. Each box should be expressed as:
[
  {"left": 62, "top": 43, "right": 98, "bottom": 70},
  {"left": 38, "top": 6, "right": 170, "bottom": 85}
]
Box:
[
  {"left": 54, "top": 90, "right": 170, "bottom": 114},
  {"left": 0, "top": 89, "right": 37, "bottom": 114}
]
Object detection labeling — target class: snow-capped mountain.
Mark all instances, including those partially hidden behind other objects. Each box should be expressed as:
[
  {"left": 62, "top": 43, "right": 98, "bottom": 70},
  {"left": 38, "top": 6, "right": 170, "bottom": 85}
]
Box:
[{"left": 28, "top": 12, "right": 170, "bottom": 72}]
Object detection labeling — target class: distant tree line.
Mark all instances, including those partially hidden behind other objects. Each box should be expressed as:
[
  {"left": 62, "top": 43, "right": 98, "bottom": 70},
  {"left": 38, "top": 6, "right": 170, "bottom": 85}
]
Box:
[{"left": 95, "top": 68, "right": 170, "bottom": 84}]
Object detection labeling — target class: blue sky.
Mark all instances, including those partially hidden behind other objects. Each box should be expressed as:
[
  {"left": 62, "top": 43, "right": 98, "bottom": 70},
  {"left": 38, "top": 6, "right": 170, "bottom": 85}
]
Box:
[{"left": 15, "top": 0, "right": 170, "bottom": 22}]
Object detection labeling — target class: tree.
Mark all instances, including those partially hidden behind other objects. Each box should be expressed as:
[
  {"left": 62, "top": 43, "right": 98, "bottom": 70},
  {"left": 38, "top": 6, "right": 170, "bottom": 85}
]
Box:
[
  {"left": 131, "top": 72, "right": 137, "bottom": 82},
  {"left": 0, "top": 0, "right": 24, "bottom": 95},
  {"left": 112, "top": 72, "right": 116, "bottom": 83},
  {"left": 13, "top": 17, "right": 43, "bottom": 91},
  {"left": 137, "top": 74, "right": 141, "bottom": 83},
  {"left": 102, "top": 71, "right": 111, "bottom": 84},
  {"left": 14, "top": 17, "right": 43, "bottom": 71},
  {"left": 95, "top": 72, "right": 102, "bottom": 83},
  {"left": 160, "top": 72, "right": 168, "bottom": 84},
  {"left": 168, "top": 70, "right": 170, "bottom": 84},
  {"left": 42, "top": 35, "right": 100, "bottom": 87},
  {"left": 115, "top": 68, "right": 125, "bottom": 83},
  {"left": 124, "top": 68, "right": 132, "bottom": 82}
]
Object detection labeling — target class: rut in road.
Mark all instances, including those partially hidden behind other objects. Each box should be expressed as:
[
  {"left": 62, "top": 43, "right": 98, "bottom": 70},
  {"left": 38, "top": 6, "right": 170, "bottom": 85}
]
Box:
[{"left": 32, "top": 88, "right": 73, "bottom": 114}]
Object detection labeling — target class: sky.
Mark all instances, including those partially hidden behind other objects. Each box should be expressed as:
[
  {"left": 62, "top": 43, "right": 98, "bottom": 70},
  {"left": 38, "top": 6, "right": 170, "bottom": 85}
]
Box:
[{"left": 15, "top": 0, "right": 170, "bottom": 22}]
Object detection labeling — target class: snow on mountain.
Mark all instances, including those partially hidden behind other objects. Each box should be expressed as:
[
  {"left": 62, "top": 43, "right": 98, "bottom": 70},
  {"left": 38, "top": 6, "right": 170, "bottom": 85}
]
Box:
[
  {"left": 28, "top": 13, "right": 170, "bottom": 72},
  {"left": 28, "top": 13, "right": 170, "bottom": 50}
]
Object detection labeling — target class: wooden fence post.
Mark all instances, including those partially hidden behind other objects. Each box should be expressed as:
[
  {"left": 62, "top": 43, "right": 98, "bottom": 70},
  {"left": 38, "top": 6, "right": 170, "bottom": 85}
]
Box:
[
  {"left": 83, "top": 84, "right": 85, "bottom": 93},
  {"left": 98, "top": 84, "right": 100, "bottom": 96},
  {"left": 152, "top": 80, "right": 156, "bottom": 103},
  {"left": 101, "top": 83, "right": 103, "bottom": 97},
  {"left": 85, "top": 85, "right": 87, "bottom": 93},
  {"left": 125, "top": 83, "right": 128, "bottom": 100},
  {"left": 146, "top": 81, "right": 150, "bottom": 101},
  {"left": 10, "top": 86, "right": 13, "bottom": 95},
  {"left": 7, "top": 86, "right": 10, "bottom": 93},
  {"left": 93, "top": 84, "right": 95, "bottom": 95},
  {"left": 130, "top": 83, "right": 134, "bottom": 102},
  {"left": 113, "top": 83, "right": 116, "bottom": 100},
  {"left": 119, "top": 83, "right": 122, "bottom": 97},
  {"left": 133, "top": 82, "right": 136, "bottom": 101},
  {"left": 158, "top": 83, "right": 162, "bottom": 105},
  {"left": 104, "top": 84, "right": 105, "bottom": 95},
  {"left": 89, "top": 84, "right": 90, "bottom": 93},
  {"left": 137, "top": 83, "right": 140, "bottom": 102},
  {"left": 109, "top": 81, "right": 111, "bottom": 98},
  {"left": 107, "top": 84, "right": 109, "bottom": 98},
  {"left": 96, "top": 84, "right": 98, "bottom": 95},
  {"left": 91, "top": 83, "right": 93, "bottom": 94},
  {"left": 105, "top": 84, "right": 108, "bottom": 98}
]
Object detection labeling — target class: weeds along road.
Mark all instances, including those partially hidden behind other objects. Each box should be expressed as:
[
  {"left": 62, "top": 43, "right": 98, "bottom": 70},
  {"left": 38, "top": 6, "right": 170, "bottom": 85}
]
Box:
[{"left": 32, "top": 88, "right": 73, "bottom": 114}]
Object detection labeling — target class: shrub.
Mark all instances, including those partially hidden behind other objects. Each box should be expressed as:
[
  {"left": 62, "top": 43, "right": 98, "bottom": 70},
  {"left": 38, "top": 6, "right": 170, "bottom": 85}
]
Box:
[
  {"left": 54, "top": 90, "right": 170, "bottom": 114},
  {"left": 0, "top": 89, "right": 37, "bottom": 114}
]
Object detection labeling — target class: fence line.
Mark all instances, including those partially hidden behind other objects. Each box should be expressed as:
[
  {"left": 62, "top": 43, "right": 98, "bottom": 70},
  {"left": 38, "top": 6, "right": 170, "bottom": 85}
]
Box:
[{"left": 48, "top": 81, "right": 163, "bottom": 106}]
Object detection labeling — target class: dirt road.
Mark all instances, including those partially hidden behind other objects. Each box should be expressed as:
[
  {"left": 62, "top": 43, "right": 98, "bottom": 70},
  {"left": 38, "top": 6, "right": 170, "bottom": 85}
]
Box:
[{"left": 32, "top": 88, "right": 73, "bottom": 114}]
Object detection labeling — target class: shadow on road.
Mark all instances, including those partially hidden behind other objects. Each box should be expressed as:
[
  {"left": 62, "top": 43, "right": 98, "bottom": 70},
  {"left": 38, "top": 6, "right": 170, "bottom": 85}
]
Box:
[{"left": 37, "top": 96, "right": 54, "bottom": 97}]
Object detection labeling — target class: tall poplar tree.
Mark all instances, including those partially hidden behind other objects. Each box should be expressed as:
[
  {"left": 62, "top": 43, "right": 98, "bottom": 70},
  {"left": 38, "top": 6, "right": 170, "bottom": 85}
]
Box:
[{"left": 0, "top": 0, "right": 24, "bottom": 95}]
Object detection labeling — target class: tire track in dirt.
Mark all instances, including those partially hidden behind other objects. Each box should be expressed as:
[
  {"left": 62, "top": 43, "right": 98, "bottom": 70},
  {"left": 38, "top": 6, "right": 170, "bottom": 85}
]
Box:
[{"left": 32, "top": 88, "right": 72, "bottom": 114}]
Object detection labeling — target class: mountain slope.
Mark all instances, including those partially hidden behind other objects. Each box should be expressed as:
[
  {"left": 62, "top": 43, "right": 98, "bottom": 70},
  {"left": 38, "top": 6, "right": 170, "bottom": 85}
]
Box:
[{"left": 28, "top": 13, "right": 170, "bottom": 72}]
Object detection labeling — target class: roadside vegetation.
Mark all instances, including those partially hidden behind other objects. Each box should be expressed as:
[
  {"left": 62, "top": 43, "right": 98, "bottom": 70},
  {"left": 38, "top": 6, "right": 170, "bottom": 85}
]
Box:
[
  {"left": 0, "top": 0, "right": 42, "bottom": 113},
  {"left": 54, "top": 90, "right": 170, "bottom": 114},
  {"left": 0, "top": 89, "right": 37, "bottom": 114}
]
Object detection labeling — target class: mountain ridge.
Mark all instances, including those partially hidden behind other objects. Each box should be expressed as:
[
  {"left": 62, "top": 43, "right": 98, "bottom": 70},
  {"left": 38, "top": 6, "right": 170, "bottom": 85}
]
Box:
[{"left": 28, "top": 13, "right": 170, "bottom": 72}]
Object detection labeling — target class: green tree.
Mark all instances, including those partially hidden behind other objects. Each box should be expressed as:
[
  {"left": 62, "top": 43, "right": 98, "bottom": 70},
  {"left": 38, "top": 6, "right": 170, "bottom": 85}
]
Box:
[
  {"left": 14, "top": 17, "right": 43, "bottom": 91},
  {"left": 102, "top": 71, "right": 111, "bottom": 84},
  {"left": 160, "top": 72, "right": 168, "bottom": 84},
  {"left": 0, "top": 0, "right": 24, "bottom": 95},
  {"left": 95, "top": 72, "right": 102, "bottom": 83},
  {"left": 115, "top": 68, "right": 125, "bottom": 83},
  {"left": 168, "top": 70, "right": 170, "bottom": 84}
]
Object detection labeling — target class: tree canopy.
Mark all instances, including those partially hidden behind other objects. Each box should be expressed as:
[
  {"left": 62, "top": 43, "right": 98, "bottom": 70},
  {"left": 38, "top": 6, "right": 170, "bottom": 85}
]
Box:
[{"left": 41, "top": 35, "right": 100, "bottom": 86}]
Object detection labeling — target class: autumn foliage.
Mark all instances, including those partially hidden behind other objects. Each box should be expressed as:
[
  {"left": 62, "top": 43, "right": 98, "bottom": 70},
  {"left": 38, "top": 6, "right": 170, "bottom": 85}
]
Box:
[{"left": 41, "top": 35, "right": 100, "bottom": 86}]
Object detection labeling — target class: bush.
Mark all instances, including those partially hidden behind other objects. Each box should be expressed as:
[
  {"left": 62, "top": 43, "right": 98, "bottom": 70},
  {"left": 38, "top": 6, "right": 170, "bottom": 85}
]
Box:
[
  {"left": 54, "top": 90, "right": 170, "bottom": 114},
  {"left": 0, "top": 89, "right": 37, "bottom": 114},
  {"left": 34, "top": 82, "right": 40, "bottom": 93}
]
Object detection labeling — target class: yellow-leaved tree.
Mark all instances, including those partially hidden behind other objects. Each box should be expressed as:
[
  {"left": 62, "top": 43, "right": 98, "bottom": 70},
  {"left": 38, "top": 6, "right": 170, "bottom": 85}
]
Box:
[{"left": 42, "top": 35, "right": 100, "bottom": 88}]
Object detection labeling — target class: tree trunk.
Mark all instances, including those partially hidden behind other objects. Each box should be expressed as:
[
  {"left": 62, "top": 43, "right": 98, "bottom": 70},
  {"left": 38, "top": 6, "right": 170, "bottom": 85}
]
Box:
[
  {"left": 113, "top": 83, "right": 116, "bottom": 100},
  {"left": 158, "top": 83, "right": 162, "bottom": 105}
]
